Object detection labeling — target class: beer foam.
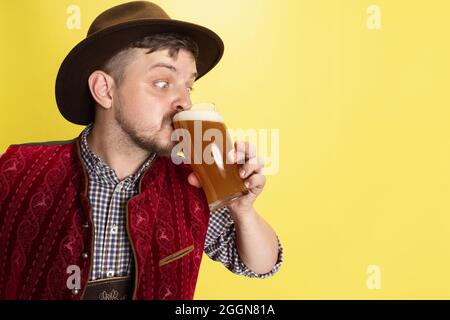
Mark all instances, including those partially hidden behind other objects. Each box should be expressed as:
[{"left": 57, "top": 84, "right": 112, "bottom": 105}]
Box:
[{"left": 173, "top": 110, "right": 224, "bottom": 123}]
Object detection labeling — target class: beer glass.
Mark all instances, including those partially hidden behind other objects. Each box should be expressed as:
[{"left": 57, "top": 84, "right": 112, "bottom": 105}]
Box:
[{"left": 172, "top": 102, "right": 248, "bottom": 211}]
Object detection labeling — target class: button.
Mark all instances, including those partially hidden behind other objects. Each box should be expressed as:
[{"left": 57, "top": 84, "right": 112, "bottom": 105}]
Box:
[
  {"left": 81, "top": 223, "right": 89, "bottom": 229},
  {"left": 72, "top": 288, "right": 80, "bottom": 295},
  {"left": 111, "top": 224, "right": 118, "bottom": 234},
  {"left": 106, "top": 270, "right": 114, "bottom": 277},
  {"left": 81, "top": 252, "right": 89, "bottom": 259}
]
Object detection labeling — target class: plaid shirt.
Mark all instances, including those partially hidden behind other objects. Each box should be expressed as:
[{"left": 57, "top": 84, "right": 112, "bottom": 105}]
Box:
[{"left": 80, "top": 124, "right": 283, "bottom": 280}]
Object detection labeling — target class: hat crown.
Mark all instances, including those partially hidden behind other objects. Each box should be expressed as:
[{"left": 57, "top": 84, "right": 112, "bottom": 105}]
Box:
[{"left": 88, "top": 1, "right": 170, "bottom": 36}]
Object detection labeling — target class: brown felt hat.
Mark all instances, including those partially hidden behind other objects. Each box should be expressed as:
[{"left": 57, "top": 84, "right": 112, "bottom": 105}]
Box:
[{"left": 55, "top": 1, "right": 224, "bottom": 125}]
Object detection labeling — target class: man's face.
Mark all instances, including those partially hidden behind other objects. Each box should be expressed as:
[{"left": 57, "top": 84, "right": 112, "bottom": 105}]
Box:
[{"left": 112, "top": 48, "right": 197, "bottom": 156}]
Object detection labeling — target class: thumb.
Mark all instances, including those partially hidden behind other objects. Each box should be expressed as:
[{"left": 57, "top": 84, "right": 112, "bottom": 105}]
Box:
[{"left": 187, "top": 172, "right": 202, "bottom": 188}]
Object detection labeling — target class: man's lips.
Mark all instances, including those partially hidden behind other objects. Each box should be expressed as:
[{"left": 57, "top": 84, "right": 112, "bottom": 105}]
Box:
[{"left": 166, "top": 122, "right": 175, "bottom": 131}]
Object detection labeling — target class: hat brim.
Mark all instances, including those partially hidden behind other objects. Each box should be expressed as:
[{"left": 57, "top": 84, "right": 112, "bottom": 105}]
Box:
[{"left": 55, "top": 19, "right": 224, "bottom": 125}]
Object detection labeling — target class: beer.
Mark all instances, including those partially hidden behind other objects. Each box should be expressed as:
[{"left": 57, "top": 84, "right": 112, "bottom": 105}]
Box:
[{"left": 172, "top": 106, "right": 248, "bottom": 211}]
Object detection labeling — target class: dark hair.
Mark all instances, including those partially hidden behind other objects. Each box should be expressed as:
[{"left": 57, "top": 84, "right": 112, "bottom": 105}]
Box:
[{"left": 102, "top": 33, "right": 199, "bottom": 85}]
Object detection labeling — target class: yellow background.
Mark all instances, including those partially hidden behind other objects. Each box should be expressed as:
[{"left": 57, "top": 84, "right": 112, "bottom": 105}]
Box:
[{"left": 1, "top": 0, "right": 450, "bottom": 299}]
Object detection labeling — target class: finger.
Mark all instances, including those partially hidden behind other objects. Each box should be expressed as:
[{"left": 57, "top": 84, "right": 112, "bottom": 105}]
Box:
[
  {"left": 234, "top": 141, "right": 257, "bottom": 164},
  {"left": 226, "top": 148, "right": 237, "bottom": 164},
  {"left": 238, "top": 156, "right": 265, "bottom": 179},
  {"left": 244, "top": 173, "right": 266, "bottom": 192},
  {"left": 187, "top": 172, "right": 202, "bottom": 188},
  {"left": 235, "top": 151, "right": 246, "bottom": 164},
  {"left": 236, "top": 141, "right": 257, "bottom": 159}
]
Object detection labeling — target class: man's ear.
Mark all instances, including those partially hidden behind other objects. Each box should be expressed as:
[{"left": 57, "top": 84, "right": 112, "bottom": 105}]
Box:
[{"left": 88, "top": 71, "right": 115, "bottom": 109}]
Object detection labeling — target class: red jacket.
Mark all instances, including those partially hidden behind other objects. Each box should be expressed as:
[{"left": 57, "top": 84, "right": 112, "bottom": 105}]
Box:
[{"left": 0, "top": 137, "right": 211, "bottom": 299}]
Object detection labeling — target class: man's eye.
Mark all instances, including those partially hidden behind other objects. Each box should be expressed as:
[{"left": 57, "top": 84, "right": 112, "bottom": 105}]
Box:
[
  {"left": 154, "top": 80, "right": 169, "bottom": 89},
  {"left": 187, "top": 87, "right": 194, "bottom": 93}
]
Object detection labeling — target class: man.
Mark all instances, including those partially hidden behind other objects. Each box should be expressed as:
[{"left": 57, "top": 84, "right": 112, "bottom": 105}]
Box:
[{"left": 0, "top": 1, "right": 282, "bottom": 300}]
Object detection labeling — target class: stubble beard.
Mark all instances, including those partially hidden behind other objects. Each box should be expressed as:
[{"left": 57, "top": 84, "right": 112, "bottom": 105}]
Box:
[{"left": 113, "top": 96, "right": 176, "bottom": 157}]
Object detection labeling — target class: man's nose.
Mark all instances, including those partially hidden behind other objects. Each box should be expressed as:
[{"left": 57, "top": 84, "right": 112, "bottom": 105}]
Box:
[
  {"left": 175, "top": 87, "right": 192, "bottom": 112},
  {"left": 176, "top": 103, "right": 190, "bottom": 112}
]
